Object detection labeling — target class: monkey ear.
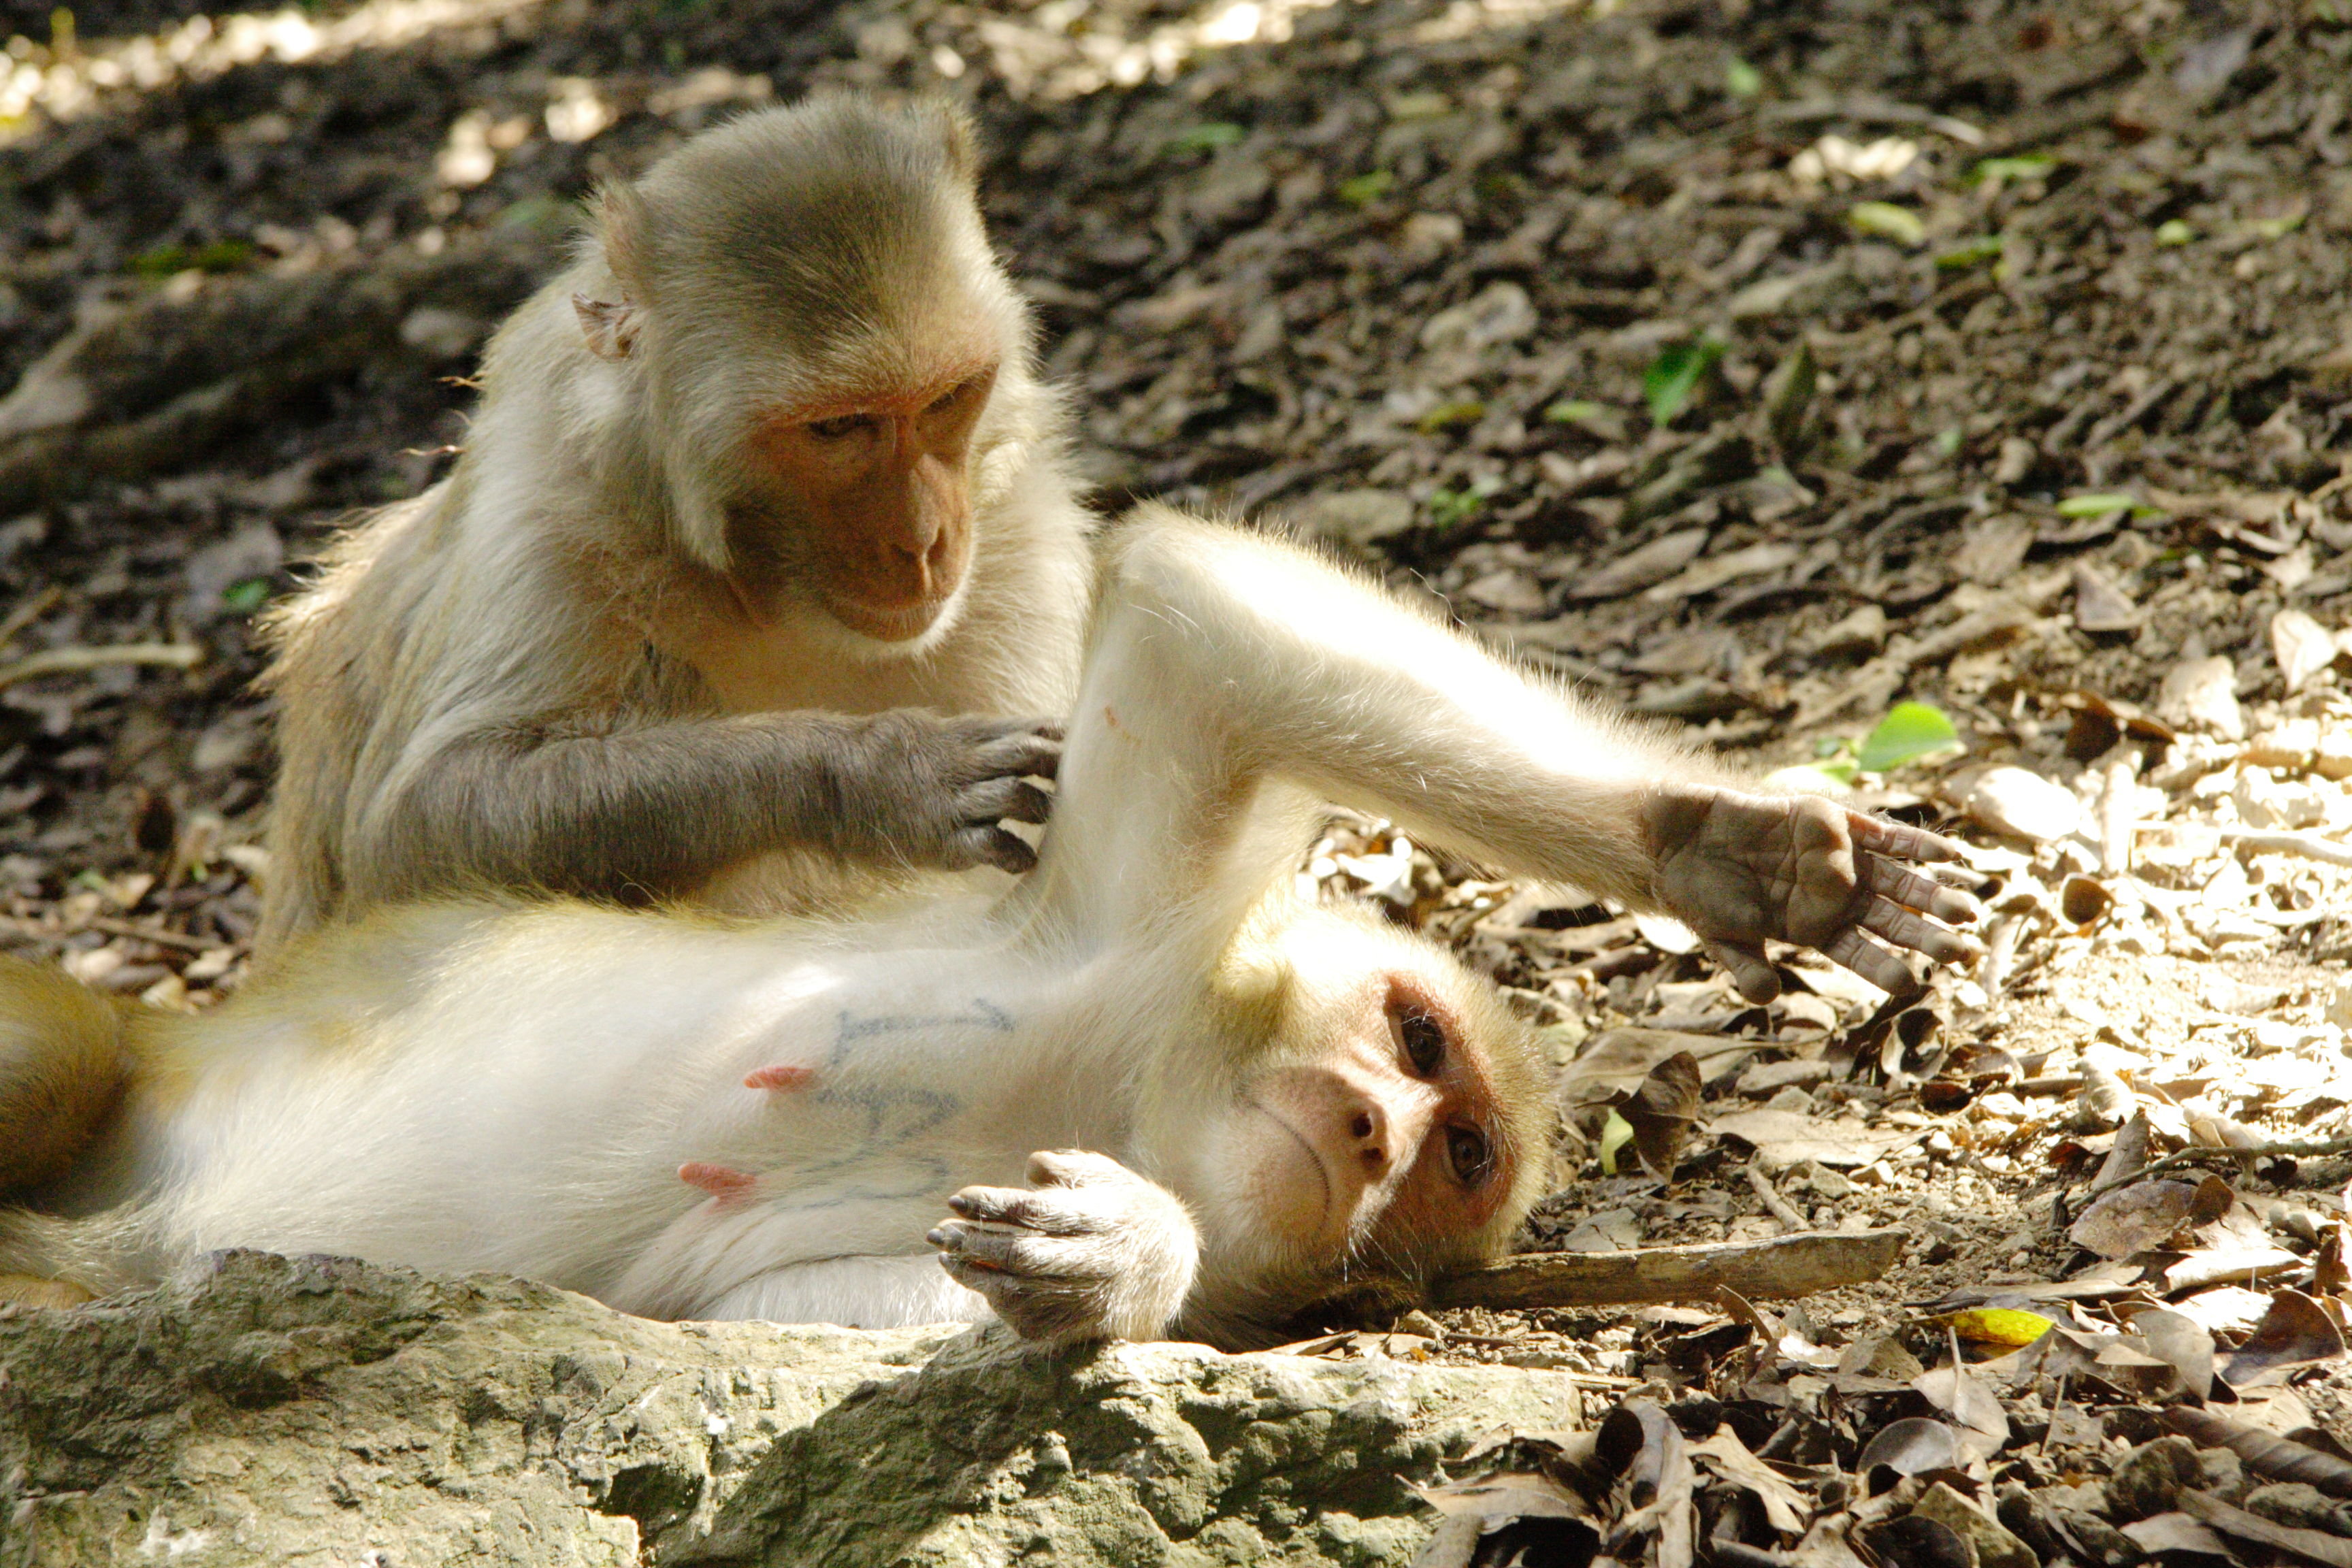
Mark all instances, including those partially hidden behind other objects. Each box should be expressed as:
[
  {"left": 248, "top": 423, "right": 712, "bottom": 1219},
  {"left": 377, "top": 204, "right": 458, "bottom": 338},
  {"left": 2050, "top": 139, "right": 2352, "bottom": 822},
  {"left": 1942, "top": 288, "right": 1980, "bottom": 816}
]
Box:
[
  {"left": 928, "top": 99, "right": 981, "bottom": 187},
  {"left": 589, "top": 178, "right": 655, "bottom": 296},
  {"left": 573, "top": 293, "right": 643, "bottom": 361}
]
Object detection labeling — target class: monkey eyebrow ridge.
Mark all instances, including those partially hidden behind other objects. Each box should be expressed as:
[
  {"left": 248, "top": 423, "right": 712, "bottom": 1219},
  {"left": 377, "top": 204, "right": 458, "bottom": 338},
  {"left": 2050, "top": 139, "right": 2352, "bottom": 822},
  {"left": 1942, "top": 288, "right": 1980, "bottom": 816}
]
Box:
[{"left": 766, "top": 359, "right": 997, "bottom": 425}]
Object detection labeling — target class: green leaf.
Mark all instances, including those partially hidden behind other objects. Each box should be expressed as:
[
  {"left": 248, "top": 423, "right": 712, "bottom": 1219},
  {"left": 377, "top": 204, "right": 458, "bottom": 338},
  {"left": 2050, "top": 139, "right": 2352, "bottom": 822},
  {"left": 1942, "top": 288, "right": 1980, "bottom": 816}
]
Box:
[
  {"left": 2057, "top": 492, "right": 2137, "bottom": 518},
  {"left": 1725, "top": 56, "right": 1763, "bottom": 97},
  {"left": 1426, "top": 489, "right": 1479, "bottom": 529},
  {"left": 1935, "top": 234, "right": 2004, "bottom": 270},
  {"left": 1545, "top": 398, "right": 1607, "bottom": 424},
  {"left": 1598, "top": 1108, "right": 1634, "bottom": 1175},
  {"left": 1426, "top": 474, "right": 1501, "bottom": 530},
  {"left": 1167, "top": 122, "right": 1244, "bottom": 154},
  {"left": 1337, "top": 170, "right": 1394, "bottom": 208},
  {"left": 2155, "top": 218, "right": 2196, "bottom": 246},
  {"left": 1386, "top": 91, "right": 1452, "bottom": 122},
  {"left": 1642, "top": 335, "right": 1725, "bottom": 426},
  {"left": 1934, "top": 426, "right": 1963, "bottom": 456},
  {"left": 1847, "top": 201, "right": 1926, "bottom": 247},
  {"left": 131, "top": 239, "right": 257, "bottom": 278},
  {"left": 1968, "top": 154, "right": 2056, "bottom": 184},
  {"left": 1416, "top": 399, "right": 1486, "bottom": 434},
  {"left": 221, "top": 577, "right": 272, "bottom": 613},
  {"left": 1857, "top": 702, "right": 1961, "bottom": 774}
]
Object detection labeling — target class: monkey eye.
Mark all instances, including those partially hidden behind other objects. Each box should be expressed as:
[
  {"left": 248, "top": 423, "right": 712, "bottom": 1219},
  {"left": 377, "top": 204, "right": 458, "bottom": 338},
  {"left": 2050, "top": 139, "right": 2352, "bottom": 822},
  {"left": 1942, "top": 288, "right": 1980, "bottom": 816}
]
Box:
[
  {"left": 806, "top": 413, "right": 877, "bottom": 440},
  {"left": 1446, "top": 1125, "right": 1493, "bottom": 1188},
  {"left": 928, "top": 378, "right": 980, "bottom": 415},
  {"left": 1396, "top": 1005, "right": 1446, "bottom": 1075}
]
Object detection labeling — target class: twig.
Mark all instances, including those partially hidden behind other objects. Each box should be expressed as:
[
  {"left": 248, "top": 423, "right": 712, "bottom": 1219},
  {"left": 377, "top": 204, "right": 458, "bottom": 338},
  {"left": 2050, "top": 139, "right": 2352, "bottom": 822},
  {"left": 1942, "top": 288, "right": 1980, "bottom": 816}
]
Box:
[
  {"left": 84, "top": 915, "right": 223, "bottom": 954},
  {"left": 0, "top": 642, "right": 202, "bottom": 690},
  {"left": 2086, "top": 1137, "right": 2352, "bottom": 1198},
  {"left": 2217, "top": 828, "right": 2352, "bottom": 868},
  {"left": 0, "top": 913, "right": 221, "bottom": 954},
  {"left": 1432, "top": 1228, "right": 1906, "bottom": 1310},
  {"left": 0, "top": 585, "right": 62, "bottom": 649},
  {"left": 1745, "top": 1162, "right": 1808, "bottom": 1233}
]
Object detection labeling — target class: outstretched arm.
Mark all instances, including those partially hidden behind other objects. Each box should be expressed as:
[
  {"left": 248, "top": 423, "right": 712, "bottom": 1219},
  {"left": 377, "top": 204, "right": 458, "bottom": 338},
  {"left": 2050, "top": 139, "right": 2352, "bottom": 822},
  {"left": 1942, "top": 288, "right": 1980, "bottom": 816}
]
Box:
[{"left": 1015, "top": 505, "right": 1976, "bottom": 996}]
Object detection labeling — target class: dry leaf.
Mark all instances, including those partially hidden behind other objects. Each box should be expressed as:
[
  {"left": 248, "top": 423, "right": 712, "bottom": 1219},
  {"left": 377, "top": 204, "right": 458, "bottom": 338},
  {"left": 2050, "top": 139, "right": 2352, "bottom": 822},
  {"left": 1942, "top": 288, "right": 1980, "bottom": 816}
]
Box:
[{"left": 2069, "top": 1179, "right": 2201, "bottom": 1258}]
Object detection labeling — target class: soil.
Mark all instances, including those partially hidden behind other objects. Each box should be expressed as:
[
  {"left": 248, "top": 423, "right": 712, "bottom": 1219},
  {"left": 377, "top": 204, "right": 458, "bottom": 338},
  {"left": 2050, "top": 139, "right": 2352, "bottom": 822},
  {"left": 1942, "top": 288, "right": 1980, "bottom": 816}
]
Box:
[{"left": 3, "top": 0, "right": 2351, "bottom": 1552}]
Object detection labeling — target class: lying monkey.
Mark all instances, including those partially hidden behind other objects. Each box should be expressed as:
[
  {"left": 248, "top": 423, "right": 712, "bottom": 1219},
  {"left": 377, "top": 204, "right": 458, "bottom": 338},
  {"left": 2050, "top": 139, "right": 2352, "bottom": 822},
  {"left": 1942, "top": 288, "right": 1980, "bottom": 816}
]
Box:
[{"left": 0, "top": 511, "right": 1979, "bottom": 1346}]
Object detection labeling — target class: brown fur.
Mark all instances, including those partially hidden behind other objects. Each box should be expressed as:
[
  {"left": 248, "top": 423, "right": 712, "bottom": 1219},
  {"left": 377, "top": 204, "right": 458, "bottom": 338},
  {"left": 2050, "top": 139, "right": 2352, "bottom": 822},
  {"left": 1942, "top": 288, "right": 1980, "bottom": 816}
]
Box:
[
  {"left": 0, "top": 957, "right": 129, "bottom": 1192},
  {"left": 257, "top": 95, "right": 1093, "bottom": 952}
]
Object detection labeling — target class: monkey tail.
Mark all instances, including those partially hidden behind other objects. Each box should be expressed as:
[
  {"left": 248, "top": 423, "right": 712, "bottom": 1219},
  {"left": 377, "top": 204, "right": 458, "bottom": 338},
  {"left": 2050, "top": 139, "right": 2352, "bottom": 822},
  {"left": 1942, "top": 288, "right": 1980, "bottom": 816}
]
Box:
[{"left": 0, "top": 953, "right": 132, "bottom": 1194}]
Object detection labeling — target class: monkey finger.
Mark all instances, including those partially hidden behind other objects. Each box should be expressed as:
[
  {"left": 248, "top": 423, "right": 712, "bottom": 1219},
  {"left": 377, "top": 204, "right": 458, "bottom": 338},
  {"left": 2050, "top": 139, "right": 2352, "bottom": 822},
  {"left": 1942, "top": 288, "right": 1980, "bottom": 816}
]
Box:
[
  {"left": 1863, "top": 857, "right": 1983, "bottom": 926},
  {"left": 1859, "top": 896, "right": 1984, "bottom": 968},
  {"left": 937, "top": 1220, "right": 1094, "bottom": 1277},
  {"left": 1700, "top": 937, "right": 1781, "bottom": 1003},
  {"left": 954, "top": 825, "right": 1040, "bottom": 875},
  {"left": 960, "top": 777, "right": 1056, "bottom": 827},
  {"left": 944, "top": 1186, "right": 1034, "bottom": 1224},
  {"left": 1821, "top": 926, "right": 1923, "bottom": 998},
  {"left": 973, "top": 728, "right": 1064, "bottom": 783},
  {"left": 1847, "top": 813, "right": 1970, "bottom": 866}
]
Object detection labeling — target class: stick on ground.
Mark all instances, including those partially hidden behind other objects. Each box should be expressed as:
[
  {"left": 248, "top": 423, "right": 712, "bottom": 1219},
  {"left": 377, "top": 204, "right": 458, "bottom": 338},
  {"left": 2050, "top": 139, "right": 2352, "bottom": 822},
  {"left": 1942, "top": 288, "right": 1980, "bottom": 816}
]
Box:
[{"left": 1432, "top": 1228, "right": 1906, "bottom": 1311}]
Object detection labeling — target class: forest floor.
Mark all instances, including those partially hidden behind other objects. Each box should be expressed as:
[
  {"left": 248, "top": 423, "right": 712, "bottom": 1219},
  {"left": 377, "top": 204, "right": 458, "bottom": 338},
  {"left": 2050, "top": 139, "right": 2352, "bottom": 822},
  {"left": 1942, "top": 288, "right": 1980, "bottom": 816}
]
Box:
[{"left": 3, "top": 0, "right": 2351, "bottom": 1560}]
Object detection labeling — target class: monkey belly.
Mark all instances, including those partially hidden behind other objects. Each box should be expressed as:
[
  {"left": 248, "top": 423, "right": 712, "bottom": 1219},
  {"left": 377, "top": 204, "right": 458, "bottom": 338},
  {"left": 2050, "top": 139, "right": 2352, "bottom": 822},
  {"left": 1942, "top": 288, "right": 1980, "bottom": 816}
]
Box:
[{"left": 107, "top": 904, "right": 1141, "bottom": 1305}]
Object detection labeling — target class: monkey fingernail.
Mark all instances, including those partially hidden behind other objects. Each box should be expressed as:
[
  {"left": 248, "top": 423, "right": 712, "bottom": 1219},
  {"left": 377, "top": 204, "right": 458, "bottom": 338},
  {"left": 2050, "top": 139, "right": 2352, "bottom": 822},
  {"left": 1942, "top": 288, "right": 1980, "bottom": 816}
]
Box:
[{"left": 744, "top": 1064, "right": 815, "bottom": 1092}]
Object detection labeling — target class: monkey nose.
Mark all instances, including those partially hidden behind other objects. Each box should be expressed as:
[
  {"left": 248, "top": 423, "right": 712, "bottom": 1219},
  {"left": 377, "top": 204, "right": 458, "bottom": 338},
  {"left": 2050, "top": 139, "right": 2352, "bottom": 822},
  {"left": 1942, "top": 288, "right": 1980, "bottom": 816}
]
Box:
[{"left": 1349, "top": 1105, "right": 1391, "bottom": 1172}]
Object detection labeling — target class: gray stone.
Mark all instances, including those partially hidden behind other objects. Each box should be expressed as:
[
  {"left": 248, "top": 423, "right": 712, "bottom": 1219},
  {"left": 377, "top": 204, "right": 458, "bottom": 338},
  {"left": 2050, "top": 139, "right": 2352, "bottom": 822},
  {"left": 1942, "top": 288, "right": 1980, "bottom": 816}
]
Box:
[{"left": 0, "top": 1252, "right": 1591, "bottom": 1566}]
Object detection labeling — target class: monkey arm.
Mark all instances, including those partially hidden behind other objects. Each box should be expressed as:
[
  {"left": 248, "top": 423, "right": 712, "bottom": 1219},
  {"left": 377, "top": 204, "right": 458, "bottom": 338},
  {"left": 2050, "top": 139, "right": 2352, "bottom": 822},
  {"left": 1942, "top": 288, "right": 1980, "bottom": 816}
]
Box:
[
  {"left": 356, "top": 708, "right": 1061, "bottom": 906},
  {"left": 1019, "top": 506, "right": 1976, "bottom": 997}
]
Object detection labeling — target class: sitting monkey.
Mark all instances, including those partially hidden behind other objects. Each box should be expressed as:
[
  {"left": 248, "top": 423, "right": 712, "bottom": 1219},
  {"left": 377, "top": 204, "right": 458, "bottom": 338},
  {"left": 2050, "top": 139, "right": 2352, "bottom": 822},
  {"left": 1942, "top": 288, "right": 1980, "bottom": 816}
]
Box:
[
  {"left": 259, "top": 95, "right": 1090, "bottom": 950},
  {"left": 0, "top": 511, "right": 1978, "bottom": 1345}
]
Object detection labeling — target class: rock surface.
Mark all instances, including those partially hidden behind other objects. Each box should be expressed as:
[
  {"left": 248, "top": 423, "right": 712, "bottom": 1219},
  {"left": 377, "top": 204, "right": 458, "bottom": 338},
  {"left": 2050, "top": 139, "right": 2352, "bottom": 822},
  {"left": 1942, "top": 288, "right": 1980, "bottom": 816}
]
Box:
[{"left": 0, "top": 1252, "right": 1590, "bottom": 1567}]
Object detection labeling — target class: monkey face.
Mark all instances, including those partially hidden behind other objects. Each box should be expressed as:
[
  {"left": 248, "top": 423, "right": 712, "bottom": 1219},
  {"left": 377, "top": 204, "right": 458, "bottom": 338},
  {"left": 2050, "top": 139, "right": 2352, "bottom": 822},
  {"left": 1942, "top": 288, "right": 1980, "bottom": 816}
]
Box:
[
  {"left": 730, "top": 364, "right": 998, "bottom": 643},
  {"left": 1186, "top": 909, "right": 1551, "bottom": 1286}
]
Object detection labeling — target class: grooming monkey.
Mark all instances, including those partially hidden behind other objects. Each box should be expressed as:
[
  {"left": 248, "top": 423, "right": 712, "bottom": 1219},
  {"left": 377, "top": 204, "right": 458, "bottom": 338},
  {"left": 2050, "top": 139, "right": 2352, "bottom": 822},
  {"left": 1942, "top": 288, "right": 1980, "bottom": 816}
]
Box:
[
  {"left": 257, "top": 96, "right": 1091, "bottom": 949},
  {"left": 0, "top": 512, "right": 1979, "bottom": 1345}
]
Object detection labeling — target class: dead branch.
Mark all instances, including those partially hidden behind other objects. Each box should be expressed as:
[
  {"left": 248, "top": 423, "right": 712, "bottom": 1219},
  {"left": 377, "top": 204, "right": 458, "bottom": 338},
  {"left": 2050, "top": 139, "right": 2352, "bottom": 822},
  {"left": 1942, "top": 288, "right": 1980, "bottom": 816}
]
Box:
[
  {"left": 2086, "top": 1137, "right": 2352, "bottom": 1198},
  {"left": 2219, "top": 828, "right": 2352, "bottom": 868},
  {"left": 1431, "top": 1228, "right": 1904, "bottom": 1311},
  {"left": 1744, "top": 1162, "right": 1808, "bottom": 1232},
  {"left": 0, "top": 233, "right": 550, "bottom": 512},
  {"left": 0, "top": 585, "right": 63, "bottom": 649},
  {"left": 0, "top": 642, "right": 201, "bottom": 689}
]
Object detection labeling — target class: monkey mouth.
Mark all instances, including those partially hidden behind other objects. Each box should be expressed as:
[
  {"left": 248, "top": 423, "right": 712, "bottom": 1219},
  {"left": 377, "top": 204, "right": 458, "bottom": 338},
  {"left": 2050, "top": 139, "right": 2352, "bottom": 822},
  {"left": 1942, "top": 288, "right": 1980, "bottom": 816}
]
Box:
[
  {"left": 1245, "top": 1098, "right": 1333, "bottom": 1233},
  {"left": 823, "top": 591, "right": 953, "bottom": 644}
]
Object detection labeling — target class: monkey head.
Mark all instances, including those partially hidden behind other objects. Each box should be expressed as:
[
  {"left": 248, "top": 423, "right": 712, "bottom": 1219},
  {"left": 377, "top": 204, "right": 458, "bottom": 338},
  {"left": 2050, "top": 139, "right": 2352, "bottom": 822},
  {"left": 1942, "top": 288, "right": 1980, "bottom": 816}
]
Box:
[
  {"left": 572, "top": 96, "right": 1033, "bottom": 649},
  {"left": 1147, "top": 901, "right": 1553, "bottom": 1330}
]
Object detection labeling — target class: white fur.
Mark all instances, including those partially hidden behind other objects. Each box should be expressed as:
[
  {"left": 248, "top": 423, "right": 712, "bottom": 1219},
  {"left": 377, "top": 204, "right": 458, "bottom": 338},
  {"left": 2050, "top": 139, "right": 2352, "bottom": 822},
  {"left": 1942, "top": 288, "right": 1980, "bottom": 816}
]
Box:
[{"left": 32, "top": 511, "right": 1696, "bottom": 1341}]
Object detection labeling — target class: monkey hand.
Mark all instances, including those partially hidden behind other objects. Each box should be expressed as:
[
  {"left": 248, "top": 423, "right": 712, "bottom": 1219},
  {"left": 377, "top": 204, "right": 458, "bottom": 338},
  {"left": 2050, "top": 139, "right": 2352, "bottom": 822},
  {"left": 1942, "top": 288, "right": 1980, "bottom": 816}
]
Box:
[
  {"left": 928, "top": 1150, "right": 1199, "bottom": 1346},
  {"left": 1639, "top": 783, "right": 1984, "bottom": 1003},
  {"left": 836, "top": 712, "right": 1062, "bottom": 875}
]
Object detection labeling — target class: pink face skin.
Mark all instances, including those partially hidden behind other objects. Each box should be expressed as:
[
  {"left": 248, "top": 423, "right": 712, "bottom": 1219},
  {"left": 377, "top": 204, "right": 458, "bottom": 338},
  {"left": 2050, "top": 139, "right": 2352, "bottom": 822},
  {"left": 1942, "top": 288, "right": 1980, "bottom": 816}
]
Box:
[
  {"left": 1237, "top": 974, "right": 1513, "bottom": 1262},
  {"left": 738, "top": 362, "right": 999, "bottom": 642}
]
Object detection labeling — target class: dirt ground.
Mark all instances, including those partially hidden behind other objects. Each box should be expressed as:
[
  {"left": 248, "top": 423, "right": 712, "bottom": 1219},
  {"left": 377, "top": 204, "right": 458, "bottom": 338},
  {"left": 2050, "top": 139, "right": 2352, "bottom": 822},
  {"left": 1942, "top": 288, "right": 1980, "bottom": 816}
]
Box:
[{"left": 3, "top": 0, "right": 2351, "bottom": 1558}]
